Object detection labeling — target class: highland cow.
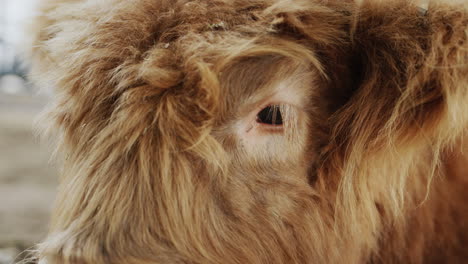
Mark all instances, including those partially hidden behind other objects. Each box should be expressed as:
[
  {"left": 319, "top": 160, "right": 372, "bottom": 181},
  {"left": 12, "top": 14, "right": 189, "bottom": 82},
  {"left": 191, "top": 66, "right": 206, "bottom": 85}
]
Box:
[{"left": 27, "top": 0, "right": 467, "bottom": 263}]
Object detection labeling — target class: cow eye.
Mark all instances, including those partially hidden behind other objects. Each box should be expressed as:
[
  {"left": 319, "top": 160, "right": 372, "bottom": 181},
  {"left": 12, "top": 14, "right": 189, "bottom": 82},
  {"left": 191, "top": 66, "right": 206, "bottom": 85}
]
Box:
[{"left": 256, "top": 105, "right": 283, "bottom": 126}]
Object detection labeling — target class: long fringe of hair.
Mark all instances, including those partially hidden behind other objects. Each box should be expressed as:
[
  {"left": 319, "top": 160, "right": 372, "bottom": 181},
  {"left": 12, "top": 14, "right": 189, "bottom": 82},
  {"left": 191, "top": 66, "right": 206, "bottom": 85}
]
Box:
[{"left": 26, "top": 0, "right": 467, "bottom": 263}]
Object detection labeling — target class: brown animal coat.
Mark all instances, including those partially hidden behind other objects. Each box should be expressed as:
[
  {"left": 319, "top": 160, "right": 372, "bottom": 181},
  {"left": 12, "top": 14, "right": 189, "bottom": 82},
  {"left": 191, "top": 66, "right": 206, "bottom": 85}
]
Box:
[{"left": 27, "top": 0, "right": 468, "bottom": 263}]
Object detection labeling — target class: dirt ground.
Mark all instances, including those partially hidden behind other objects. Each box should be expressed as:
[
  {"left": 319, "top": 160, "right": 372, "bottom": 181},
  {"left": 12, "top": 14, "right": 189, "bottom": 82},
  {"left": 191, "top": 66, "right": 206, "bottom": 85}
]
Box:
[{"left": 0, "top": 93, "right": 58, "bottom": 264}]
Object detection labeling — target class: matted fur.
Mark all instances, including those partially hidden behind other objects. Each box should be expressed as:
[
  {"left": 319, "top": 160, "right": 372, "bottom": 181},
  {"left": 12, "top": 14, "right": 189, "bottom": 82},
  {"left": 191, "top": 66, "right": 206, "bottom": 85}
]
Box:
[{"left": 27, "top": 0, "right": 467, "bottom": 263}]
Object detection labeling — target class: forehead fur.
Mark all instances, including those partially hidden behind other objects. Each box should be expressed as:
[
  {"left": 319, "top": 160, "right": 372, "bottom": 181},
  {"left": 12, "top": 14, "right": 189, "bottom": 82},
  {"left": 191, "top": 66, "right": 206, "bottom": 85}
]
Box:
[
  {"left": 30, "top": 0, "right": 348, "bottom": 89},
  {"left": 30, "top": 0, "right": 347, "bottom": 147}
]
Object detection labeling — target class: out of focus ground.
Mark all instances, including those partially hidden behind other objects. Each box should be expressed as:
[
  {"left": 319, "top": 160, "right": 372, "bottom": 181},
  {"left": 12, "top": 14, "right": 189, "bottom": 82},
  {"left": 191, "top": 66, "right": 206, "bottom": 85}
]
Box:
[{"left": 0, "top": 89, "right": 57, "bottom": 264}]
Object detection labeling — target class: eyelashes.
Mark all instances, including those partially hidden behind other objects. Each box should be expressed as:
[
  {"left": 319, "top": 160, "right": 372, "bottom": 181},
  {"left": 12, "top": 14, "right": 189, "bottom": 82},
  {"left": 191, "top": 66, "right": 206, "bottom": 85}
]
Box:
[
  {"left": 256, "top": 105, "right": 284, "bottom": 126},
  {"left": 243, "top": 103, "right": 298, "bottom": 135}
]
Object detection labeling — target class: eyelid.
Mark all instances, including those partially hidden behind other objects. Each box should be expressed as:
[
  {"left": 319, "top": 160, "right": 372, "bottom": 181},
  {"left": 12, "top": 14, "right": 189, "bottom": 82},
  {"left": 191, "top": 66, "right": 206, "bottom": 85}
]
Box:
[
  {"left": 238, "top": 83, "right": 308, "bottom": 121},
  {"left": 237, "top": 84, "right": 309, "bottom": 137}
]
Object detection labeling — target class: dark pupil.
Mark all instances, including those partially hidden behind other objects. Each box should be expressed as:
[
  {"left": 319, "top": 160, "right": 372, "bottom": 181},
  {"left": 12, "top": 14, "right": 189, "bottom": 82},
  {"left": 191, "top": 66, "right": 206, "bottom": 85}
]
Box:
[{"left": 256, "top": 105, "right": 283, "bottom": 125}]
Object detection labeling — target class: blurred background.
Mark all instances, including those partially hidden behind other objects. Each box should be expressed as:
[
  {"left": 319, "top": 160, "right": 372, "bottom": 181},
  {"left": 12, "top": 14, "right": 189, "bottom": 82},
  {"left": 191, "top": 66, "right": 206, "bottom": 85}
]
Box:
[{"left": 0, "top": 0, "right": 58, "bottom": 263}]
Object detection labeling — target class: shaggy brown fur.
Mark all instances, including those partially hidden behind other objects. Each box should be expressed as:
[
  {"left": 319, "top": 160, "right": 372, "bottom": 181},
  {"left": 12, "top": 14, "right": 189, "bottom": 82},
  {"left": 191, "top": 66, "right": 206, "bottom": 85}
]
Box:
[{"left": 27, "top": 0, "right": 467, "bottom": 263}]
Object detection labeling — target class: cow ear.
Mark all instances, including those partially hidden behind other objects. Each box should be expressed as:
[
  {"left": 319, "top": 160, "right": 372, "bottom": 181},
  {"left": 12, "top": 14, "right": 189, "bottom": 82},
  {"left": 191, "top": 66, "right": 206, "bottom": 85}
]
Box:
[{"left": 332, "top": 0, "right": 468, "bottom": 150}]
